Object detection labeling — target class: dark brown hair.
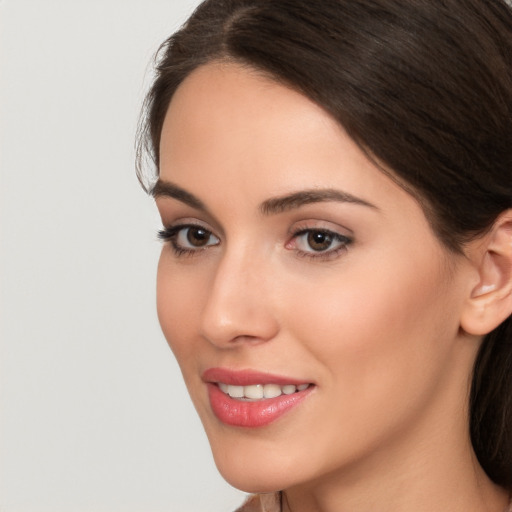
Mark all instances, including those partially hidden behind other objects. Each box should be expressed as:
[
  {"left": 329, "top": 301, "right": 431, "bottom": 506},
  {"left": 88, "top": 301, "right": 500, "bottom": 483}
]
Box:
[{"left": 137, "top": 0, "right": 512, "bottom": 489}]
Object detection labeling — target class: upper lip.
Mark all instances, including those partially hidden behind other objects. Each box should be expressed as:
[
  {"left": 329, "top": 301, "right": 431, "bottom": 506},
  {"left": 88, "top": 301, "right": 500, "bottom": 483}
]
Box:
[{"left": 202, "top": 367, "right": 312, "bottom": 387}]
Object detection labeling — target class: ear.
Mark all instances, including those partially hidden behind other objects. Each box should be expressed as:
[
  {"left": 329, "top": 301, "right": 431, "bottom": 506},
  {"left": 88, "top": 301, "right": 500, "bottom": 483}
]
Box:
[{"left": 460, "top": 210, "right": 512, "bottom": 336}]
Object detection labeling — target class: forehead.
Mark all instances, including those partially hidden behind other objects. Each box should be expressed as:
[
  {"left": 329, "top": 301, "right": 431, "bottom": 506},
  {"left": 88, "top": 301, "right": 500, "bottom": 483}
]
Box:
[
  {"left": 160, "top": 62, "right": 343, "bottom": 167},
  {"left": 159, "top": 62, "right": 389, "bottom": 200}
]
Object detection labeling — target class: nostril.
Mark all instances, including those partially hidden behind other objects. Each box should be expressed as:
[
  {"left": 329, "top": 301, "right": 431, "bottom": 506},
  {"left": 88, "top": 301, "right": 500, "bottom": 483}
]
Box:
[{"left": 200, "top": 304, "right": 280, "bottom": 348}]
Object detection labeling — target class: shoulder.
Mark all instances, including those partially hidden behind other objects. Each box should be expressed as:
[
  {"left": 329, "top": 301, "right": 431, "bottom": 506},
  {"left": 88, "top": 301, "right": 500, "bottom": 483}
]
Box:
[{"left": 234, "top": 493, "right": 281, "bottom": 512}]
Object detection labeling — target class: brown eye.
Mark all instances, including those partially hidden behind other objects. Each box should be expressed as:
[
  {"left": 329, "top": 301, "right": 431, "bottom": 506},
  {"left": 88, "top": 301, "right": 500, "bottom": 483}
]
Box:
[
  {"left": 307, "top": 231, "right": 334, "bottom": 251},
  {"left": 292, "top": 229, "right": 352, "bottom": 258},
  {"left": 187, "top": 227, "right": 211, "bottom": 247},
  {"left": 172, "top": 225, "right": 220, "bottom": 251}
]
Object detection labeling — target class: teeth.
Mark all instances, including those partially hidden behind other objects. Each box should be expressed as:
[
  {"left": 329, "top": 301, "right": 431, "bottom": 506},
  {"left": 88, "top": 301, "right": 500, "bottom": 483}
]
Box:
[
  {"left": 282, "top": 385, "right": 297, "bottom": 395},
  {"left": 227, "top": 385, "right": 244, "bottom": 398},
  {"left": 219, "top": 382, "right": 310, "bottom": 400},
  {"left": 244, "top": 384, "right": 264, "bottom": 399},
  {"left": 263, "top": 384, "right": 282, "bottom": 398}
]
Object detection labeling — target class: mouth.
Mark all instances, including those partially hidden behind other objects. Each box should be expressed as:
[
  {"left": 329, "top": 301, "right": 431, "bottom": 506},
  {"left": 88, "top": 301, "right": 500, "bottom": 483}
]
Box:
[
  {"left": 202, "top": 368, "right": 314, "bottom": 428},
  {"left": 217, "top": 382, "right": 311, "bottom": 401}
]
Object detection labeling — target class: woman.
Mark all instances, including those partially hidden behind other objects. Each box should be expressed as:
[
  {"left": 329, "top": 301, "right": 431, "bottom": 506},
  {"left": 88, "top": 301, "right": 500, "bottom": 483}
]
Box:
[{"left": 137, "top": 1, "right": 512, "bottom": 510}]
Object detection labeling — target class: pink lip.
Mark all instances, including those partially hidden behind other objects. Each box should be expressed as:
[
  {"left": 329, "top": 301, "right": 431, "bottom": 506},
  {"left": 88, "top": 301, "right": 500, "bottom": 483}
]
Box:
[
  {"left": 202, "top": 368, "right": 314, "bottom": 428},
  {"left": 202, "top": 367, "right": 311, "bottom": 386}
]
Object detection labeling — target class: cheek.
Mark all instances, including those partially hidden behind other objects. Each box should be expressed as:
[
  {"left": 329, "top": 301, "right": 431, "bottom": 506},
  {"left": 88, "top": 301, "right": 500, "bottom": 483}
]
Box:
[
  {"left": 270, "top": 256, "right": 462, "bottom": 472},
  {"left": 156, "top": 253, "right": 205, "bottom": 366},
  {"left": 285, "top": 250, "right": 460, "bottom": 409}
]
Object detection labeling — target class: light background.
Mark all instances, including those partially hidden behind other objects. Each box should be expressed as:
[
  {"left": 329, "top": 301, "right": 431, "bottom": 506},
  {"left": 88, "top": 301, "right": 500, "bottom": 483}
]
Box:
[{"left": 0, "top": 1, "right": 246, "bottom": 510}]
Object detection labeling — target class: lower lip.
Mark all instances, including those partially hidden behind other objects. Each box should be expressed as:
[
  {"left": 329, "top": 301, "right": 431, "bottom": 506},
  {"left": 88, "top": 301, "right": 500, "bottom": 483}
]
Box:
[{"left": 207, "top": 383, "right": 313, "bottom": 428}]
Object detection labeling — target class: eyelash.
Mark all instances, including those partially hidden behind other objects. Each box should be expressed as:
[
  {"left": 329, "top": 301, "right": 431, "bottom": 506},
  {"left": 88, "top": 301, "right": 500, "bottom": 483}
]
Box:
[
  {"left": 157, "top": 224, "right": 353, "bottom": 260},
  {"left": 289, "top": 228, "right": 352, "bottom": 261},
  {"left": 157, "top": 224, "right": 219, "bottom": 257}
]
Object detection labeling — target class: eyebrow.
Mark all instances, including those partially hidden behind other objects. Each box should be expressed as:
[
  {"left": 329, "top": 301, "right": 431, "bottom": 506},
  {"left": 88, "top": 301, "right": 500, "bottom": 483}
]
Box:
[
  {"left": 151, "top": 179, "right": 377, "bottom": 214},
  {"left": 260, "top": 189, "right": 377, "bottom": 214},
  {"left": 151, "top": 179, "right": 206, "bottom": 211}
]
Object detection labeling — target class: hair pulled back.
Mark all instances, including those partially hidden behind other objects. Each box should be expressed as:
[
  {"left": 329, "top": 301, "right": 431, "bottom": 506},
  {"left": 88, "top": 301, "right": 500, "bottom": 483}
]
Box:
[{"left": 137, "top": 0, "right": 512, "bottom": 489}]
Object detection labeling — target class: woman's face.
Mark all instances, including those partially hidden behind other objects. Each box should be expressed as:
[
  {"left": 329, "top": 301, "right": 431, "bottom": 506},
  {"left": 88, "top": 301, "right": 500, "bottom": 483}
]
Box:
[{"left": 155, "top": 62, "right": 477, "bottom": 492}]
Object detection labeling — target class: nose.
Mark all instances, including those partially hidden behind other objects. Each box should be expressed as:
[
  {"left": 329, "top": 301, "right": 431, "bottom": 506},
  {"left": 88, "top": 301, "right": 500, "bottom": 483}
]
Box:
[{"left": 199, "top": 247, "right": 280, "bottom": 348}]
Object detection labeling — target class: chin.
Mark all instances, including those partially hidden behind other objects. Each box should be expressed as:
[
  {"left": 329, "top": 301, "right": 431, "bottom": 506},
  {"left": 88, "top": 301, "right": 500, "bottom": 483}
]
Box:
[
  {"left": 215, "top": 459, "right": 289, "bottom": 494},
  {"left": 221, "top": 473, "right": 282, "bottom": 494},
  {"left": 206, "top": 432, "right": 310, "bottom": 494}
]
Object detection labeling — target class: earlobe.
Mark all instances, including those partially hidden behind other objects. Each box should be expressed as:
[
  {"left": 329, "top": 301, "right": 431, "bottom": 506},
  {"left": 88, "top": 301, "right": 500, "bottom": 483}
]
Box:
[{"left": 461, "top": 210, "right": 512, "bottom": 336}]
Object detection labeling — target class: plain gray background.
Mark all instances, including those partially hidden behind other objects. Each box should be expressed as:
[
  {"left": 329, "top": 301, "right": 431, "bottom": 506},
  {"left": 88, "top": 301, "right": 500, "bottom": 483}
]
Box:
[{"left": 0, "top": 1, "right": 246, "bottom": 510}]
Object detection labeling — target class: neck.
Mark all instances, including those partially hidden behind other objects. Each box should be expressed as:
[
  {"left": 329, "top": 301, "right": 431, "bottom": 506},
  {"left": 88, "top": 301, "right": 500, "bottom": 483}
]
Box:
[
  {"left": 282, "top": 432, "right": 508, "bottom": 512},
  {"left": 282, "top": 446, "right": 508, "bottom": 512}
]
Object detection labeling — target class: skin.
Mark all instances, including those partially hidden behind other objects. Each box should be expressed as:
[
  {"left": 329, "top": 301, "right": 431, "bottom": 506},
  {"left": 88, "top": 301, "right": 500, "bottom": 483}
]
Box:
[{"left": 155, "top": 62, "right": 509, "bottom": 512}]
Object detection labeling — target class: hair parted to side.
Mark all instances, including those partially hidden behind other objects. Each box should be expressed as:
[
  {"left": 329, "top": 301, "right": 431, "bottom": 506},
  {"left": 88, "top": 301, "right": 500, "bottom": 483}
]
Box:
[{"left": 136, "top": 0, "right": 512, "bottom": 489}]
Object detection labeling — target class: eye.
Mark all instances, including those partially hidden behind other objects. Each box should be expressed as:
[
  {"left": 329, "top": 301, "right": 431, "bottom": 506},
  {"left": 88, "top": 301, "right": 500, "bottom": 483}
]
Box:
[
  {"left": 298, "top": 231, "right": 337, "bottom": 252},
  {"left": 176, "top": 226, "right": 217, "bottom": 248},
  {"left": 158, "top": 224, "right": 220, "bottom": 255},
  {"left": 290, "top": 228, "right": 352, "bottom": 259}
]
